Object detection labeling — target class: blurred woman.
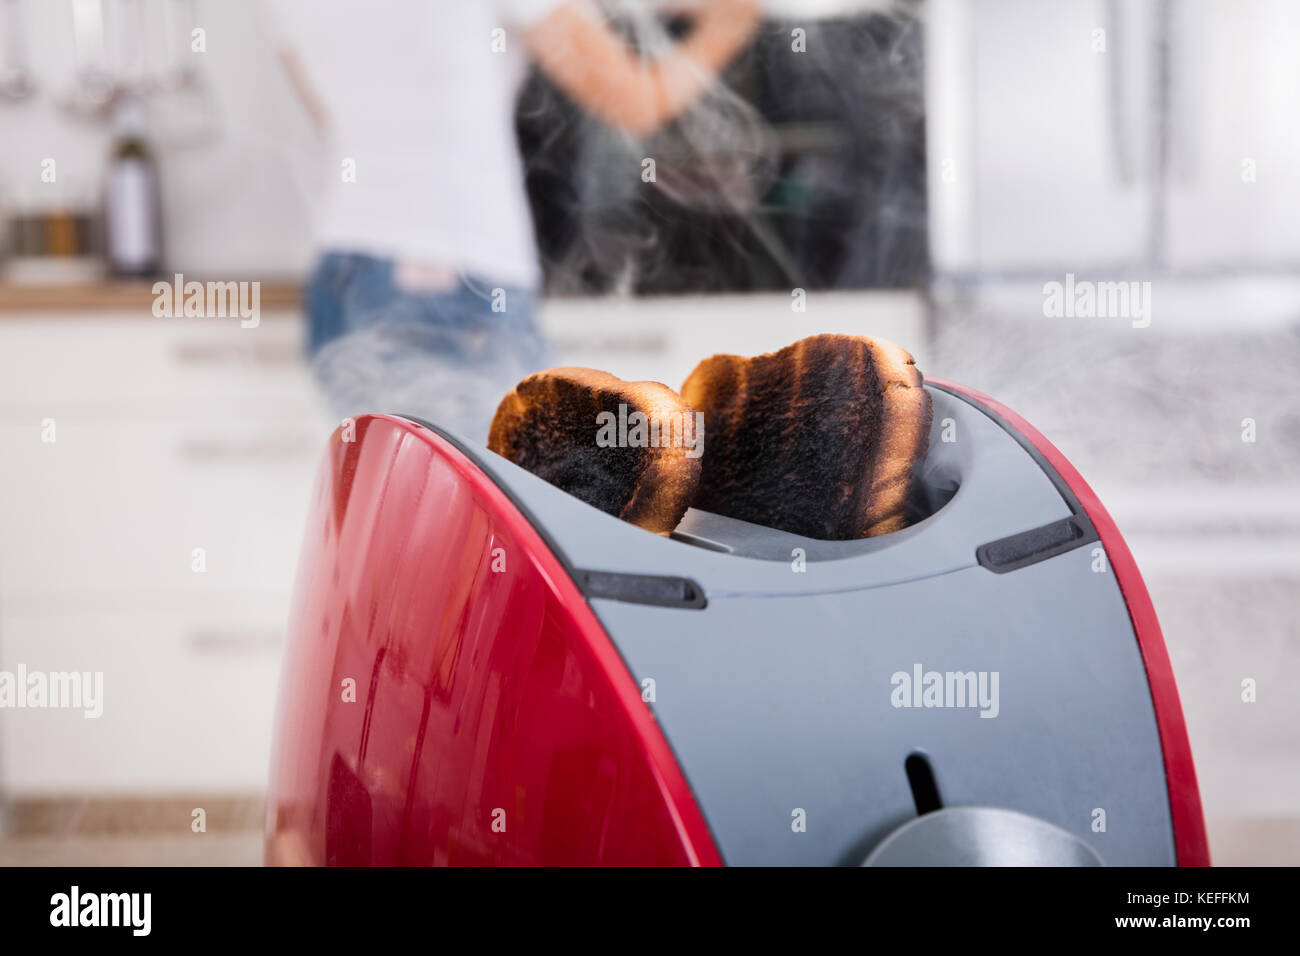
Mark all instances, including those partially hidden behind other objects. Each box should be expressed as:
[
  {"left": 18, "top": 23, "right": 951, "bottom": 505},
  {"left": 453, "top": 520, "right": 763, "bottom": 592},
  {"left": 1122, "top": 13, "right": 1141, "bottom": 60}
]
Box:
[{"left": 271, "top": 0, "right": 761, "bottom": 441}]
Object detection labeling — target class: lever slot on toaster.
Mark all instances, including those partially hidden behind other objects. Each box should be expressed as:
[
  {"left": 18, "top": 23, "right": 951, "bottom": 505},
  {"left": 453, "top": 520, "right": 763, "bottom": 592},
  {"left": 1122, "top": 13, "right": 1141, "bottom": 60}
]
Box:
[
  {"left": 576, "top": 569, "right": 708, "bottom": 609},
  {"left": 905, "top": 752, "right": 943, "bottom": 815},
  {"left": 975, "top": 515, "right": 1097, "bottom": 574}
]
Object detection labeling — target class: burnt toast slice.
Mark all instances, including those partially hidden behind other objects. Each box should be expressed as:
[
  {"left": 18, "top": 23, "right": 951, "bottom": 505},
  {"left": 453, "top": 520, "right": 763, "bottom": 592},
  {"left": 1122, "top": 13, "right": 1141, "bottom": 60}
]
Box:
[
  {"left": 680, "top": 333, "right": 932, "bottom": 539},
  {"left": 488, "top": 367, "right": 703, "bottom": 535}
]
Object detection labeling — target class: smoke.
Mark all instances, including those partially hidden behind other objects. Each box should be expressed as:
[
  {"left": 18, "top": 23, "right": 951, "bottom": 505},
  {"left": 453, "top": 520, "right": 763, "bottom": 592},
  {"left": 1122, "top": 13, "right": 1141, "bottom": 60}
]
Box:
[
  {"left": 927, "top": 286, "right": 1300, "bottom": 486},
  {"left": 622, "top": 6, "right": 778, "bottom": 216},
  {"left": 317, "top": 2, "right": 934, "bottom": 440},
  {"left": 312, "top": 316, "right": 550, "bottom": 445},
  {"left": 516, "top": 0, "right": 929, "bottom": 296}
]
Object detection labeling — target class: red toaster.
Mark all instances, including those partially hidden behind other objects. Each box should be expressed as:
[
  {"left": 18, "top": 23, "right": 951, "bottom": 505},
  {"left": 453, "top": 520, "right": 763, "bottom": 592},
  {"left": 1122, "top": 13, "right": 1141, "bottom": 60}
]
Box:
[{"left": 264, "top": 379, "right": 1208, "bottom": 866}]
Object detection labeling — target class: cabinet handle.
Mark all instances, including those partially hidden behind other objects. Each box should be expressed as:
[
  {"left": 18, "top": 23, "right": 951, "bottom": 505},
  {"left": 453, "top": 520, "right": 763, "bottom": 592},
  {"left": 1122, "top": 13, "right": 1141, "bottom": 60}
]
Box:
[
  {"left": 548, "top": 332, "right": 669, "bottom": 355},
  {"left": 171, "top": 341, "right": 301, "bottom": 368},
  {"left": 174, "top": 434, "right": 315, "bottom": 462},
  {"left": 1105, "top": 0, "right": 1137, "bottom": 185},
  {"left": 188, "top": 628, "right": 283, "bottom": 654}
]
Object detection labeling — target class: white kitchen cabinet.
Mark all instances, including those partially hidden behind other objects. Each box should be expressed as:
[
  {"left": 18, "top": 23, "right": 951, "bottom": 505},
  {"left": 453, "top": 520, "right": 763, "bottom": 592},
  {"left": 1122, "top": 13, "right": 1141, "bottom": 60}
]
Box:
[
  {"left": 0, "top": 310, "right": 330, "bottom": 798},
  {"left": 927, "top": 0, "right": 1300, "bottom": 274},
  {"left": 0, "top": 418, "right": 322, "bottom": 600},
  {"left": 928, "top": 0, "right": 1156, "bottom": 272},
  {"left": 537, "top": 290, "right": 927, "bottom": 386},
  {"left": 1163, "top": 0, "right": 1300, "bottom": 268},
  {"left": 0, "top": 316, "right": 322, "bottom": 418},
  {"left": 0, "top": 600, "right": 285, "bottom": 793}
]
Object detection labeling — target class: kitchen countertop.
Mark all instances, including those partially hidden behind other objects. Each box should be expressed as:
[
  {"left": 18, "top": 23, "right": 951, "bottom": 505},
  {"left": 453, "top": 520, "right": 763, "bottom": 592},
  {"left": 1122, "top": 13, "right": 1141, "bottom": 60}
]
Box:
[{"left": 0, "top": 281, "right": 302, "bottom": 313}]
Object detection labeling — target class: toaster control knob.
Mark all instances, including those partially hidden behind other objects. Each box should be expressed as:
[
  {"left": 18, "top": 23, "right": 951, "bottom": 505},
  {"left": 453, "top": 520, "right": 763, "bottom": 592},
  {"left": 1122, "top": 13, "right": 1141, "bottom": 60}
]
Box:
[{"left": 863, "top": 806, "right": 1104, "bottom": 867}]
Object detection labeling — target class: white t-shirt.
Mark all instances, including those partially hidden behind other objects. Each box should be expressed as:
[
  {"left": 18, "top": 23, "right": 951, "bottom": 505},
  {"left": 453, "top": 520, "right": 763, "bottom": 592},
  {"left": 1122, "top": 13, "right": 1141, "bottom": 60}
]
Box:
[{"left": 270, "top": 0, "right": 564, "bottom": 289}]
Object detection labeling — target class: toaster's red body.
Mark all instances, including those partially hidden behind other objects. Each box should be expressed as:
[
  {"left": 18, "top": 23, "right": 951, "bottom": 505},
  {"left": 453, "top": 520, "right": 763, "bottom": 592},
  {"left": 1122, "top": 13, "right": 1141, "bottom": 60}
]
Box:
[
  {"left": 264, "top": 413, "right": 719, "bottom": 865},
  {"left": 265, "top": 381, "right": 1209, "bottom": 866}
]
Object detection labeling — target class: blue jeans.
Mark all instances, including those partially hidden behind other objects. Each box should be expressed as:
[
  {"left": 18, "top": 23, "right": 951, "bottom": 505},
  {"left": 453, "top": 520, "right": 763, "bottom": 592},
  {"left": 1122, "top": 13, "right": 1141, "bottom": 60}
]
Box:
[{"left": 304, "top": 253, "right": 550, "bottom": 443}]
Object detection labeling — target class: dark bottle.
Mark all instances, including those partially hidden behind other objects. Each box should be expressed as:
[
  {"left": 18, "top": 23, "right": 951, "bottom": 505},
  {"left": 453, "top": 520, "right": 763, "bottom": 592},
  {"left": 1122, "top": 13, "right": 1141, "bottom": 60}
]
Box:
[{"left": 104, "top": 96, "right": 163, "bottom": 277}]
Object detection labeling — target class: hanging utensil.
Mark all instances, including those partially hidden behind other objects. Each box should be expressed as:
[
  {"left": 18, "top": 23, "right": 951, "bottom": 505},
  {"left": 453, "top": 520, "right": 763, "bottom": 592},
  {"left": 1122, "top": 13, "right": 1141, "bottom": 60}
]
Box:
[
  {"left": 0, "top": 0, "right": 37, "bottom": 101},
  {"left": 60, "top": 0, "right": 117, "bottom": 118}
]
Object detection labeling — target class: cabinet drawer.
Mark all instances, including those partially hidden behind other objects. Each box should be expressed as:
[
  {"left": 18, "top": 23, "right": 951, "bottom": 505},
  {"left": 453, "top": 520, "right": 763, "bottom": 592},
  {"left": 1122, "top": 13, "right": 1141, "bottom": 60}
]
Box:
[
  {"left": 0, "top": 315, "right": 321, "bottom": 418},
  {"left": 0, "top": 603, "right": 283, "bottom": 794},
  {"left": 0, "top": 419, "right": 325, "bottom": 599},
  {"left": 540, "top": 291, "right": 926, "bottom": 385}
]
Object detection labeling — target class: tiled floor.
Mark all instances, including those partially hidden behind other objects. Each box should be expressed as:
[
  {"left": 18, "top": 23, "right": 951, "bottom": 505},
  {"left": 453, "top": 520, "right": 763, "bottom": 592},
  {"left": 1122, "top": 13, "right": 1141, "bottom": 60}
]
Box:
[
  {"left": 0, "top": 832, "right": 262, "bottom": 866},
  {"left": 0, "top": 820, "right": 1294, "bottom": 865}
]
